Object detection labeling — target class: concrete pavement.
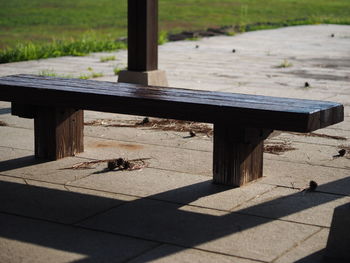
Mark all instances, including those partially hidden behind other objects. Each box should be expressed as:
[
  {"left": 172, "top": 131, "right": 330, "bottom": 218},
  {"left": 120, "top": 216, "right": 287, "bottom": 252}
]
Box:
[{"left": 0, "top": 24, "right": 349, "bottom": 262}]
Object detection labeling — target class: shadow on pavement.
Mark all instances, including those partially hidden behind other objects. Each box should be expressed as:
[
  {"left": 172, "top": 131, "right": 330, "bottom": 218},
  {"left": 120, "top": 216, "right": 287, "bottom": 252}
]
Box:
[{"left": 0, "top": 166, "right": 349, "bottom": 262}]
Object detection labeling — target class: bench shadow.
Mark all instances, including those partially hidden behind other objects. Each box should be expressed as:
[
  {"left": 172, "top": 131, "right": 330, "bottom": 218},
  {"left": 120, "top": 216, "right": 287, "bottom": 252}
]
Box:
[
  {"left": 0, "top": 155, "right": 46, "bottom": 173},
  {"left": 294, "top": 249, "right": 349, "bottom": 263},
  {"left": 0, "top": 173, "right": 349, "bottom": 262},
  {"left": 0, "top": 107, "right": 11, "bottom": 115}
]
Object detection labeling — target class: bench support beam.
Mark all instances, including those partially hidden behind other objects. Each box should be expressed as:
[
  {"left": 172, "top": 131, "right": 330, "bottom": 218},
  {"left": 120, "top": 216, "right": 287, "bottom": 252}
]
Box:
[
  {"left": 34, "top": 107, "right": 84, "bottom": 160},
  {"left": 213, "top": 123, "right": 271, "bottom": 186}
]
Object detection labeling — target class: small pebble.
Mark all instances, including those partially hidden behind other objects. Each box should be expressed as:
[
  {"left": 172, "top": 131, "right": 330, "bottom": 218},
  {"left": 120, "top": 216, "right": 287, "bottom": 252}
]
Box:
[
  {"left": 232, "top": 49, "right": 236, "bottom": 53},
  {"left": 338, "top": 149, "right": 346, "bottom": 157},
  {"left": 309, "top": 180, "right": 318, "bottom": 191},
  {"left": 107, "top": 160, "right": 117, "bottom": 170},
  {"left": 304, "top": 82, "right": 310, "bottom": 88},
  {"left": 116, "top": 158, "right": 126, "bottom": 167},
  {"left": 141, "top": 117, "right": 150, "bottom": 124},
  {"left": 189, "top": 131, "right": 196, "bottom": 137}
]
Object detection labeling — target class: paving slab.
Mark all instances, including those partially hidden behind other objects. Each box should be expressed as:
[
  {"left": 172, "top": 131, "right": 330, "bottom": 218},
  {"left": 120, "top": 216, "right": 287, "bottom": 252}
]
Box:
[
  {"left": 265, "top": 140, "right": 350, "bottom": 169},
  {"left": 0, "top": 108, "right": 33, "bottom": 130},
  {"left": 274, "top": 228, "right": 329, "bottom": 263},
  {"left": 0, "top": 146, "right": 96, "bottom": 184},
  {"left": 0, "top": 178, "right": 135, "bottom": 224},
  {"left": 262, "top": 159, "right": 350, "bottom": 196},
  {"left": 69, "top": 164, "right": 275, "bottom": 210},
  {"left": 0, "top": 145, "right": 33, "bottom": 164},
  {"left": 84, "top": 124, "right": 213, "bottom": 152},
  {"left": 79, "top": 136, "right": 213, "bottom": 176},
  {"left": 274, "top": 129, "right": 349, "bottom": 147},
  {"left": 129, "top": 244, "right": 260, "bottom": 263},
  {"left": 78, "top": 198, "right": 320, "bottom": 262},
  {"left": 0, "top": 213, "right": 157, "bottom": 263},
  {"left": 71, "top": 166, "right": 209, "bottom": 197},
  {"left": 329, "top": 118, "right": 350, "bottom": 130},
  {"left": 233, "top": 186, "right": 350, "bottom": 227},
  {"left": 0, "top": 126, "right": 33, "bottom": 151}
]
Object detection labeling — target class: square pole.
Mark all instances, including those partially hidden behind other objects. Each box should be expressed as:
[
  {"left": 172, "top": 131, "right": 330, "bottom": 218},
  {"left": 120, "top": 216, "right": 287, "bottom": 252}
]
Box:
[
  {"left": 119, "top": 0, "right": 168, "bottom": 86},
  {"left": 128, "top": 0, "right": 158, "bottom": 71}
]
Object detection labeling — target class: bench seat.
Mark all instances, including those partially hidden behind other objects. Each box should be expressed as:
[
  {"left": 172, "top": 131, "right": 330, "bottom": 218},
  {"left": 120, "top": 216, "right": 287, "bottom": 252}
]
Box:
[{"left": 0, "top": 74, "right": 344, "bottom": 186}]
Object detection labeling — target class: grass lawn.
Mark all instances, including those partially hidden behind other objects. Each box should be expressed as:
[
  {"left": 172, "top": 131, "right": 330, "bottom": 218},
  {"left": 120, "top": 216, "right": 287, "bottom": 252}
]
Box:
[{"left": 0, "top": 0, "right": 349, "bottom": 62}]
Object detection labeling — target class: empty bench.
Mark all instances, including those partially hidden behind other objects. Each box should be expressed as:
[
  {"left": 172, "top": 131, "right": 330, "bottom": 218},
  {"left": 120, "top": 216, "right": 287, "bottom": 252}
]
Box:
[{"left": 0, "top": 74, "right": 344, "bottom": 187}]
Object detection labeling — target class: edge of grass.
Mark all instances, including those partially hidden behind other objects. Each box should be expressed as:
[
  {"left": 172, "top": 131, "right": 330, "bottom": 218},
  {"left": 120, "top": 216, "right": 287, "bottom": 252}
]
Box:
[
  {"left": 1, "top": 16, "right": 349, "bottom": 64},
  {"left": 0, "top": 36, "right": 126, "bottom": 64}
]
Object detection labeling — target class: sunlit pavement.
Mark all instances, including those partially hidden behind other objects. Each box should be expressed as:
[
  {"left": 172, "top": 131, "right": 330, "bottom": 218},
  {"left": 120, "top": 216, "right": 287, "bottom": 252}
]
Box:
[{"left": 0, "top": 24, "right": 349, "bottom": 262}]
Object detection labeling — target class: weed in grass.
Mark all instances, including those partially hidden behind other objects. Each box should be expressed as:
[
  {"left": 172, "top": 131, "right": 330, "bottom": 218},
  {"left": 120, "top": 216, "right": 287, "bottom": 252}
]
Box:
[
  {"left": 277, "top": 59, "right": 293, "bottom": 68},
  {"left": 113, "top": 67, "right": 126, "bottom": 75},
  {"left": 38, "top": 69, "right": 74, "bottom": 78},
  {"left": 0, "top": 36, "right": 126, "bottom": 64},
  {"left": 39, "top": 68, "right": 102, "bottom": 79},
  {"left": 79, "top": 74, "right": 90, "bottom": 80},
  {"left": 38, "top": 69, "right": 57, "bottom": 77},
  {"left": 226, "top": 32, "right": 236, "bottom": 36},
  {"left": 100, "top": 55, "right": 116, "bottom": 62},
  {"left": 186, "top": 37, "right": 200, "bottom": 41},
  {"left": 91, "top": 72, "right": 104, "bottom": 78},
  {"left": 158, "top": 31, "right": 168, "bottom": 45},
  {"left": 79, "top": 72, "right": 104, "bottom": 79}
]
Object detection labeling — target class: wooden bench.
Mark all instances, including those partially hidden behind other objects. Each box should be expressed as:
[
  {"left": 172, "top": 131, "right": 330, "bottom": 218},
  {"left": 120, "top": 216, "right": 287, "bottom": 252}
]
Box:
[{"left": 0, "top": 74, "right": 344, "bottom": 186}]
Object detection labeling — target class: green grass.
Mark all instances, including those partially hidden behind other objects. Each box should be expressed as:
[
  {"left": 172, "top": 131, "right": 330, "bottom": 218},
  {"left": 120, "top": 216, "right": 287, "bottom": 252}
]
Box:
[
  {"left": 276, "top": 59, "right": 293, "bottom": 68},
  {"left": 39, "top": 68, "right": 104, "bottom": 79},
  {"left": 0, "top": 35, "right": 126, "bottom": 63},
  {"left": 100, "top": 55, "right": 116, "bottom": 62},
  {"left": 113, "top": 66, "right": 126, "bottom": 76},
  {"left": 1, "top": 0, "right": 349, "bottom": 63}
]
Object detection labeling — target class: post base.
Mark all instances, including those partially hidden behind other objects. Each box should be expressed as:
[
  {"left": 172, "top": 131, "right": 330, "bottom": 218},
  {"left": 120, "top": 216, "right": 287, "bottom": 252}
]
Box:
[{"left": 118, "top": 70, "right": 168, "bottom": 86}]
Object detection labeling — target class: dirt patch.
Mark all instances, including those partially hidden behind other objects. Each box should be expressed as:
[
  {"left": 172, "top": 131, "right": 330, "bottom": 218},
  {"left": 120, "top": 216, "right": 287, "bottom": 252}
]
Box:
[
  {"left": 88, "top": 141, "right": 144, "bottom": 151},
  {"left": 299, "top": 58, "right": 350, "bottom": 69},
  {"left": 85, "top": 118, "right": 213, "bottom": 137},
  {"left": 282, "top": 70, "right": 349, "bottom": 82},
  {"left": 264, "top": 141, "right": 296, "bottom": 155},
  {"left": 291, "top": 132, "right": 347, "bottom": 141}
]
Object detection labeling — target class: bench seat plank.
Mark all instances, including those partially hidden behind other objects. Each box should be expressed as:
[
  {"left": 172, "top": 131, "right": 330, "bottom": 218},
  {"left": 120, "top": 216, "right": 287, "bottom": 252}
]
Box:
[{"left": 0, "top": 74, "right": 343, "bottom": 133}]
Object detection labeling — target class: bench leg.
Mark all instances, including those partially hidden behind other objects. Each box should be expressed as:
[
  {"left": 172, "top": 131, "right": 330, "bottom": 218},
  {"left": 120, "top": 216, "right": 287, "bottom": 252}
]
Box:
[
  {"left": 34, "top": 107, "right": 84, "bottom": 160},
  {"left": 213, "top": 123, "right": 271, "bottom": 187}
]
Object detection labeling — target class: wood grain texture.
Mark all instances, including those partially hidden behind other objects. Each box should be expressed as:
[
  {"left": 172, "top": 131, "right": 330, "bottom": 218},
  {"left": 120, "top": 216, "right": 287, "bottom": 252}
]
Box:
[
  {"left": 0, "top": 75, "right": 343, "bottom": 132},
  {"left": 213, "top": 124, "right": 271, "bottom": 186},
  {"left": 34, "top": 107, "right": 83, "bottom": 160}
]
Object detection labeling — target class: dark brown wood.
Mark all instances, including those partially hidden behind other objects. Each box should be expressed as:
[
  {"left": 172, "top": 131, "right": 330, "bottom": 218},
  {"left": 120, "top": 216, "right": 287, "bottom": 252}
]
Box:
[
  {"left": 11, "top": 103, "right": 36, "bottom": 118},
  {"left": 0, "top": 75, "right": 344, "bottom": 133},
  {"left": 0, "top": 75, "right": 345, "bottom": 185},
  {"left": 128, "top": 0, "right": 158, "bottom": 71},
  {"left": 213, "top": 124, "right": 271, "bottom": 186},
  {"left": 34, "top": 107, "right": 83, "bottom": 160}
]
